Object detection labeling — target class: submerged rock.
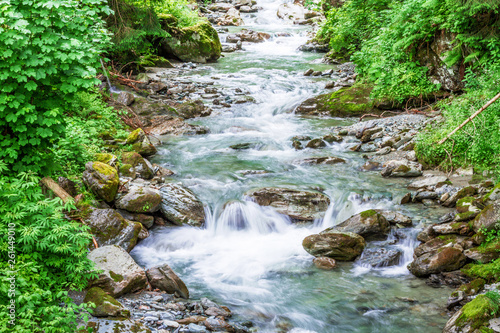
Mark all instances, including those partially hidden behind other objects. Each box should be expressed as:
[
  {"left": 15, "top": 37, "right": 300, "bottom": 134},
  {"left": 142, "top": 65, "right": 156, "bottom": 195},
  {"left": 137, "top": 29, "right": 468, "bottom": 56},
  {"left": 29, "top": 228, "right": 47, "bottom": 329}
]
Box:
[
  {"left": 160, "top": 183, "right": 205, "bottom": 227},
  {"left": 146, "top": 264, "right": 189, "bottom": 299},
  {"left": 88, "top": 245, "right": 148, "bottom": 297},
  {"left": 303, "top": 231, "right": 366, "bottom": 261},
  {"left": 246, "top": 187, "right": 330, "bottom": 222},
  {"left": 313, "top": 257, "right": 337, "bottom": 270},
  {"left": 296, "top": 157, "right": 346, "bottom": 165}
]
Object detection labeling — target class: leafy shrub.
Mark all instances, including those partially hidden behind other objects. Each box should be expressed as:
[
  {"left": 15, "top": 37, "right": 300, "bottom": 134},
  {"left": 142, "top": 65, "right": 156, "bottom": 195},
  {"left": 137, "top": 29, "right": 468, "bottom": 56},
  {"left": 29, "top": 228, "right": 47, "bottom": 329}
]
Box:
[
  {"left": 0, "top": 0, "right": 110, "bottom": 173},
  {"left": 0, "top": 166, "right": 98, "bottom": 332}
]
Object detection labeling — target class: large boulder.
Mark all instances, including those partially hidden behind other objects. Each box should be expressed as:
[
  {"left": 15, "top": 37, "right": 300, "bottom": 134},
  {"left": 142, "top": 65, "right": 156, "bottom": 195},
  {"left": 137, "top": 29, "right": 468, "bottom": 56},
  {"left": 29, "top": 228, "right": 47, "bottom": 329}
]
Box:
[
  {"left": 246, "top": 187, "right": 330, "bottom": 222},
  {"left": 160, "top": 183, "right": 205, "bottom": 227},
  {"left": 277, "top": 3, "right": 305, "bottom": 21},
  {"left": 327, "top": 209, "right": 390, "bottom": 239},
  {"left": 472, "top": 200, "right": 500, "bottom": 233},
  {"left": 160, "top": 23, "right": 222, "bottom": 63},
  {"left": 87, "top": 245, "right": 148, "bottom": 297},
  {"left": 356, "top": 248, "right": 402, "bottom": 267},
  {"left": 83, "top": 161, "right": 120, "bottom": 202},
  {"left": 408, "top": 246, "right": 467, "bottom": 277},
  {"left": 84, "top": 287, "right": 130, "bottom": 318},
  {"left": 120, "top": 152, "right": 154, "bottom": 179},
  {"left": 302, "top": 231, "right": 366, "bottom": 261},
  {"left": 294, "top": 84, "right": 386, "bottom": 117},
  {"left": 176, "top": 100, "right": 212, "bottom": 119},
  {"left": 115, "top": 186, "right": 162, "bottom": 214},
  {"left": 381, "top": 160, "right": 423, "bottom": 178},
  {"left": 146, "top": 264, "right": 189, "bottom": 299},
  {"left": 85, "top": 208, "right": 141, "bottom": 252},
  {"left": 125, "top": 128, "right": 157, "bottom": 157},
  {"left": 144, "top": 116, "right": 209, "bottom": 136}
]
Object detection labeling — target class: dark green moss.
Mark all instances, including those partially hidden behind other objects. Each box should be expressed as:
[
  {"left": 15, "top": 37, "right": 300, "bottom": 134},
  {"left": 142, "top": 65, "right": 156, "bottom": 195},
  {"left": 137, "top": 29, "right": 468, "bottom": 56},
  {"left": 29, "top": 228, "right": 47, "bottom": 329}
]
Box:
[
  {"left": 110, "top": 271, "right": 124, "bottom": 282},
  {"left": 360, "top": 209, "right": 377, "bottom": 218}
]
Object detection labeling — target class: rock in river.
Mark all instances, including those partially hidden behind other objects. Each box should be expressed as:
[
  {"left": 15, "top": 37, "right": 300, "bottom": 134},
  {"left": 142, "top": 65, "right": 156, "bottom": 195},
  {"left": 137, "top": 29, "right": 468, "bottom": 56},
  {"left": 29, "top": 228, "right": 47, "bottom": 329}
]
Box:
[
  {"left": 160, "top": 183, "right": 205, "bottom": 227},
  {"left": 326, "top": 209, "right": 390, "bottom": 240},
  {"left": 146, "top": 264, "right": 189, "bottom": 299},
  {"left": 303, "top": 231, "right": 366, "bottom": 261},
  {"left": 115, "top": 186, "right": 163, "bottom": 214},
  {"left": 246, "top": 187, "right": 330, "bottom": 222},
  {"left": 408, "top": 246, "right": 467, "bottom": 277}
]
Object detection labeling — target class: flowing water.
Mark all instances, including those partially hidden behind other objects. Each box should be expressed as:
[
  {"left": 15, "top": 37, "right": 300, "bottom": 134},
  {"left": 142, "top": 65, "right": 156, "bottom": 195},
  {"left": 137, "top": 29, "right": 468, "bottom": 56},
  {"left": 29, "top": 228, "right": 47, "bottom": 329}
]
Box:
[{"left": 131, "top": 1, "right": 452, "bottom": 331}]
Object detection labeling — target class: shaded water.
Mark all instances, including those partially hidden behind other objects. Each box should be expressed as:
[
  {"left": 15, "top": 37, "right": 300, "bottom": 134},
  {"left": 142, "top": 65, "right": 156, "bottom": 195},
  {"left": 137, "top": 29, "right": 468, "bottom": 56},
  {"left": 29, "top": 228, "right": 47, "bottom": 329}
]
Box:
[{"left": 131, "top": 1, "right": 452, "bottom": 331}]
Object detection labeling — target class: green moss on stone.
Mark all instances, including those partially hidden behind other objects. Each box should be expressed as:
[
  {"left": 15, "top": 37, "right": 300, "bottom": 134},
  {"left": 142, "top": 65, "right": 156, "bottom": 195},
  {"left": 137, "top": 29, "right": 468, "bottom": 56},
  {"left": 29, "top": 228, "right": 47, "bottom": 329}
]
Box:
[
  {"left": 360, "top": 209, "right": 377, "bottom": 218},
  {"left": 457, "top": 294, "right": 498, "bottom": 329},
  {"left": 126, "top": 128, "right": 143, "bottom": 144},
  {"left": 109, "top": 271, "right": 124, "bottom": 282},
  {"left": 119, "top": 164, "right": 134, "bottom": 177}
]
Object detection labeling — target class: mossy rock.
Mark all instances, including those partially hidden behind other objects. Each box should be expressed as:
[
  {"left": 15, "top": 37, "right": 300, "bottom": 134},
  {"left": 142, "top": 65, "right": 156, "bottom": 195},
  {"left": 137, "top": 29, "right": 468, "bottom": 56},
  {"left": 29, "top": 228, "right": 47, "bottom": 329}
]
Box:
[
  {"left": 126, "top": 128, "right": 144, "bottom": 145},
  {"left": 121, "top": 152, "right": 154, "bottom": 179},
  {"left": 456, "top": 294, "right": 498, "bottom": 330},
  {"left": 294, "top": 84, "right": 396, "bottom": 117},
  {"left": 326, "top": 209, "right": 390, "bottom": 240},
  {"left": 451, "top": 278, "right": 485, "bottom": 298},
  {"left": 160, "top": 22, "right": 222, "bottom": 63},
  {"left": 82, "top": 161, "right": 120, "bottom": 202},
  {"left": 84, "top": 287, "right": 130, "bottom": 318},
  {"left": 119, "top": 164, "right": 135, "bottom": 178},
  {"left": 95, "top": 153, "right": 118, "bottom": 167},
  {"left": 115, "top": 186, "right": 162, "bottom": 213},
  {"left": 158, "top": 13, "right": 178, "bottom": 29},
  {"left": 462, "top": 259, "right": 500, "bottom": 282}
]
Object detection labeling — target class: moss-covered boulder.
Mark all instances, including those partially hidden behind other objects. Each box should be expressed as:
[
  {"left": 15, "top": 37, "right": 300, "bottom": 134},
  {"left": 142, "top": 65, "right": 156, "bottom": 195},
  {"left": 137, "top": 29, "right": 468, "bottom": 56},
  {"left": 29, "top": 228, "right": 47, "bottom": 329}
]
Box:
[
  {"left": 116, "top": 209, "right": 155, "bottom": 229},
  {"left": 121, "top": 152, "right": 154, "bottom": 179},
  {"left": 443, "top": 294, "right": 499, "bottom": 333},
  {"left": 160, "top": 183, "right": 205, "bottom": 227},
  {"left": 246, "top": 187, "right": 330, "bottom": 222},
  {"left": 84, "top": 287, "right": 130, "bottom": 318},
  {"left": 85, "top": 208, "right": 142, "bottom": 252},
  {"left": 146, "top": 264, "right": 189, "bottom": 299},
  {"left": 176, "top": 100, "right": 212, "bottom": 119},
  {"left": 115, "top": 186, "right": 162, "bottom": 213},
  {"left": 408, "top": 246, "right": 467, "bottom": 277},
  {"left": 160, "top": 23, "right": 222, "bottom": 63},
  {"left": 303, "top": 231, "right": 366, "bottom": 261},
  {"left": 455, "top": 197, "right": 481, "bottom": 222},
  {"left": 126, "top": 128, "right": 157, "bottom": 157},
  {"left": 464, "top": 241, "right": 500, "bottom": 264},
  {"left": 87, "top": 245, "right": 148, "bottom": 297},
  {"left": 326, "top": 209, "right": 390, "bottom": 240},
  {"left": 294, "top": 84, "right": 393, "bottom": 117},
  {"left": 472, "top": 200, "right": 500, "bottom": 233},
  {"left": 83, "top": 161, "right": 120, "bottom": 202},
  {"left": 95, "top": 153, "right": 118, "bottom": 168}
]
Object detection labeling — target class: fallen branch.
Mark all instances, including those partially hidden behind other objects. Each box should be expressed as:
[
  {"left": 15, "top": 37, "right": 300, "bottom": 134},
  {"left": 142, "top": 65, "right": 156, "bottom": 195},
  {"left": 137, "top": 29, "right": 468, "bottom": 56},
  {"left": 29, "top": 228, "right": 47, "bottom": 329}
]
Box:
[{"left": 439, "top": 91, "right": 500, "bottom": 144}]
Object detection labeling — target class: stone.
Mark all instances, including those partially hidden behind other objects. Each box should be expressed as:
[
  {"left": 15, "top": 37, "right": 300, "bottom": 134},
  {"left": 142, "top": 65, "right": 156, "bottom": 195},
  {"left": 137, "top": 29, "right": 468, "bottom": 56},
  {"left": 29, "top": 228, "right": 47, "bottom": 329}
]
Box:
[
  {"left": 115, "top": 186, "right": 162, "bottom": 213},
  {"left": 376, "top": 210, "right": 413, "bottom": 227},
  {"left": 177, "top": 316, "right": 207, "bottom": 325},
  {"left": 277, "top": 3, "right": 305, "bottom": 22},
  {"left": 360, "top": 127, "right": 382, "bottom": 143},
  {"left": 160, "top": 23, "right": 221, "bottom": 63},
  {"left": 432, "top": 222, "right": 470, "bottom": 235},
  {"left": 361, "top": 161, "right": 380, "bottom": 171},
  {"left": 408, "top": 247, "right": 467, "bottom": 277},
  {"left": 407, "top": 176, "right": 449, "bottom": 190},
  {"left": 246, "top": 187, "right": 330, "bottom": 222},
  {"left": 95, "top": 153, "right": 119, "bottom": 168},
  {"left": 443, "top": 295, "right": 498, "bottom": 333},
  {"left": 323, "top": 134, "right": 342, "bottom": 143},
  {"left": 145, "top": 116, "right": 208, "bottom": 136},
  {"left": 177, "top": 100, "right": 212, "bottom": 119},
  {"left": 187, "top": 323, "right": 207, "bottom": 333},
  {"left": 85, "top": 208, "right": 141, "bottom": 252},
  {"left": 116, "top": 210, "right": 155, "bottom": 228},
  {"left": 356, "top": 248, "right": 402, "bottom": 267},
  {"left": 304, "top": 69, "right": 314, "bottom": 76},
  {"left": 305, "top": 138, "right": 327, "bottom": 149},
  {"left": 417, "top": 225, "right": 436, "bottom": 243},
  {"left": 328, "top": 210, "right": 390, "bottom": 239},
  {"left": 472, "top": 200, "right": 500, "bottom": 233},
  {"left": 126, "top": 128, "right": 157, "bottom": 157},
  {"left": 117, "top": 91, "right": 135, "bottom": 106},
  {"left": 296, "top": 157, "right": 346, "bottom": 165},
  {"left": 85, "top": 318, "right": 151, "bottom": 333},
  {"left": 413, "top": 191, "right": 438, "bottom": 202},
  {"left": 84, "top": 287, "right": 130, "bottom": 318},
  {"left": 313, "top": 257, "right": 337, "bottom": 270},
  {"left": 204, "top": 318, "right": 233, "bottom": 332},
  {"left": 401, "top": 193, "right": 412, "bottom": 204},
  {"left": 302, "top": 231, "right": 366, "bottom": 261},
  {"left": 83, "top": 161, "right": 119, "bottom": 202},
  {"left": 464, "top": 247, "right": 500, "bottom": 264},
  {"left": 205, "top": 306, "right": 231, "bottom": 318},
  {"left": 376, "top": 146, "right": 391, "bottom": 155},
  {"left": 121, "top": 152, "right": 154, "bottom": 179},
  {"left": 381, "top": 160, "right": 422, "bottom": 177},
  {"left": 146, "top": 264, "right": 189, "bottom": 299},
  {"left": 88, "top": 245, "right": 148, "bottom": 297},
  {"left": 160, "top": 183, "right": 205, "bottom": 227}
]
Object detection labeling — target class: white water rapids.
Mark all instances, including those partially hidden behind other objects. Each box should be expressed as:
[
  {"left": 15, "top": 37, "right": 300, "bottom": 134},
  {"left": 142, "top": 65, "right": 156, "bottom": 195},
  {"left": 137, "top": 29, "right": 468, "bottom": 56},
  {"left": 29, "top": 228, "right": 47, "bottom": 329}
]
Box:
[{"left": 131, "top": 1, "right": 452, "bottom": 331}]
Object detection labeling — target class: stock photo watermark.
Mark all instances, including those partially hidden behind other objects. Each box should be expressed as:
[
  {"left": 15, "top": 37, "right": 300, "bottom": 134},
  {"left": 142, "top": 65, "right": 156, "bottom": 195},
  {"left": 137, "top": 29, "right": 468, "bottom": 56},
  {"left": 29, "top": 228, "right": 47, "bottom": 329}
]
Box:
[{"left": 7, "top": 222, "right": 16, "bottom": 326}]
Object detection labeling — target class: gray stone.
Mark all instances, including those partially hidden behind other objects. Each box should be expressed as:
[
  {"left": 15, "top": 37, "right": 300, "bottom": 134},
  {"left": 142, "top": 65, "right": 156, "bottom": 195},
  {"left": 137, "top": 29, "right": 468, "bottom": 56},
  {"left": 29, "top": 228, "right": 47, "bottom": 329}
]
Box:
[
  {"left": 146, "top": 264, "right": 189, "bottom": 299},
  {"left": 83, "top": 161, "right": 119, "bottom": 202},
  {"left": 328, "top": 210, "right": 390, "bottom": 239},
  {"left": 116, "top": 186, "right": 162, "bottom": 213},
  {"left": 160, "top": 183, "right": 205, "bottom": 227},
  {"left": 303, "top": 231, "right": 366, "bottom": 261}
]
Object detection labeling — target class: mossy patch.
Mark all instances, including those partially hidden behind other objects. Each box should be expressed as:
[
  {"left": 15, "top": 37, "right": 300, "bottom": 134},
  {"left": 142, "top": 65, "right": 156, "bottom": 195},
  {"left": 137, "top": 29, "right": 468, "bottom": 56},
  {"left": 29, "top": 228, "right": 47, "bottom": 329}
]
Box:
[
  {"left": 109, "top": 271, "right": 124, "bottom": 282},
  {"left": 360, "top": 209, "right": 377, "bottom": 218},
  {"left": 84, "top": 287, "right": 130, "bottom": 318},
  {"left": 457, "top": 294, "right": 498, "bottom": 330},
  {"left": 126, "top": 128, "right": 143, "bottom": 144},
  {"left": 462, "top": 258, "right": 500, "bottom": 282}
]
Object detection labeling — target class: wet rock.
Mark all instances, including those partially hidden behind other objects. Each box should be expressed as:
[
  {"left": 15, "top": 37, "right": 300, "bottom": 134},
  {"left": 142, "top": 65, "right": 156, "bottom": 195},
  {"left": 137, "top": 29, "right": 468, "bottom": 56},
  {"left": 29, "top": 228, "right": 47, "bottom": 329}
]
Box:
[
  {"left": 376, "top": 210, "right": 413, "bottom": 227},
  {"left": 204, "top": 318, "right": 234, "bottom": 332},
  {"left": 361, "top": 160, "right": 380, "bottom": 171},
  {"left": 88, "top": 245, "right": 148, "bottom": 297},
  {"left": 296, "top": 157, "right": 346, "bottom": 165},
  {"left": 313, "top": 257, "right": 337, "bottom": 270},
  {"left": 116, "top": 210, "right": 154, "bottom": 229},
  {"left": 177, "top": 100, "right": 212, "bottom": 119},
  {"left": 239, "top": 29, "right": 271, "bottom": 43},
  {"left": 125, "top": 128, "right": 157, "bottom": 157},
  {"left": 145, "top": 116, "right": 208, "bottom": 136},
  {"left": 359, "top": 142, "right": 378, "bottom": 152},
  {"left": 83, "top": 161, "right": 120, "bottom": 202},
  {"left": 472, "top": 200, "right": 500, "bottom": 233},
  {"left": 303, "top": 69, "right": 314, "bottom": 76},
  {"left": 115, "top": 186, "right": 162, "bottom": 213},
  {"left": 464, "top": 247, "right": 500, "bottom": 264},
  {"left": 417, "top": 225, "right": 437, "bottom": 243},
  {"left": 323, "top": 134, "right": 342, "bottom": 143},
  {"left": 312, "top": 71, "right": 322, "bottom": 76},
  {"left": 85, "top": 318, "right": 151, "bottom": 333},
  {"left": 432, "top": 222, "right": 470, "bottom": 235},
  {"left": 413, "top": 191, "right": 438, "bottom": 202},
  {"left": 218, "top": 7, "right": 245, "bottom": 26},
  {"left": 360, "top": 127, "right": 382, "bottom": 143},
  {"left": 408, "top": 247, "right": 467, "bottom": 277},
  {"left": 356, "top": 248, "right": 402, "bottom": 267},
  {"left": 205, "top": 306, "right": 231, "bottom": 317},
  {"left": 146, "top": 264, "right": 189, "bottom": 299},
  {"left": 381, "top": 160, "right": 422, "bottom": 178},
  {"left": 117, "top": 91, "right": 135, "bottom": 106},
  {"left": 84, "top": 287, "right": 130, "bottom": 318},
  {"left": 303, "top": 231, "right": 366, "bottom": 261},
  {"left": 246, "top": 187, "right": 330, "bottom": 222},
  {"left": 277, "top": 3, "right": 305, "bottom": 22},
  {"left": 400, "top": 193, "right": 412, "bottom": 204},
  {"left": 327, "top": 209, "right": 390, "bottom": 239},
  {"left": 160, "top": 183, "right": 205, "bottom": 227},
  {"left": 121, "top": 152, "right": 154, "bottom": 180},
  {"left": 292, "top": 140, "right": 303, "bottom": 150},
  {"left": 305, "top": 138, "right": 326, "bottom": 149},
  {"left": 230, "top": 143, "right": 255, "bottom": 150},
  {"left": 85, "top": 208, "right": 141, "bottom": 252}
]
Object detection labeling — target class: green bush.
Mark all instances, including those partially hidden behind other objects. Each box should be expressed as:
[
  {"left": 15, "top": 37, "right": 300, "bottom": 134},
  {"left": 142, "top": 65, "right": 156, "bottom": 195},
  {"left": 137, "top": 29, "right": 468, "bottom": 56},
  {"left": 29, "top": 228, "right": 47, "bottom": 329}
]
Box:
[
  {"left": 0, "top": 167, "right": 98, "bottom": 332},
  {"left": 0, "top": 0, "right": 110, "bottom": 173}
]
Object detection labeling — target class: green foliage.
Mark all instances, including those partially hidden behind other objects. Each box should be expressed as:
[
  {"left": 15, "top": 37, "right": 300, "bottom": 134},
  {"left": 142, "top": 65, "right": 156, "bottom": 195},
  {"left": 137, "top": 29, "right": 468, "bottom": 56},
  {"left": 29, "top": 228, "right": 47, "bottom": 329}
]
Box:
[
  {"left": 0, "top": 167, "right": 99, "bottom": 332},
  {"left": 153, "top": 0, "right": 202, "bottom": 28},
  {"left": 416, "top": 64, "right": 500, "bottom": 171},
  {"left": 0, "top": 0, "right": 110, "bottom": 173},
  {"left": 52, "top": 89, "right": 129, "bottom": 176},
  {"left": 486, "top": 290, "right": 500, "bottom": 315},
  {"left": 463, "top": 258, "right": 500, "bottom": 282}
]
